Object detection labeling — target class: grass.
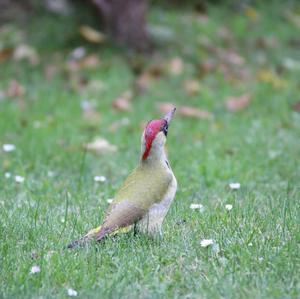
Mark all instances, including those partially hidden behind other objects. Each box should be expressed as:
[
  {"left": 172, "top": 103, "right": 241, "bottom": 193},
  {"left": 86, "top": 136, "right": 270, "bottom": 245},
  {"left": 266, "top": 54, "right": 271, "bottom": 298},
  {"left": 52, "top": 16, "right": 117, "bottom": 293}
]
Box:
[{"left": 1, "top": 1, "right": 300, "bottom": 298}]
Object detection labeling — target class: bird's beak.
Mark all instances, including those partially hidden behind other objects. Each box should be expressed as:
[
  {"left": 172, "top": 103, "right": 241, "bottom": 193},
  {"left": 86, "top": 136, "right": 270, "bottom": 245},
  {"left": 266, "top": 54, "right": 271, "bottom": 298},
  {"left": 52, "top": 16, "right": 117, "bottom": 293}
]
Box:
[{"left": 163, "top": 107, "right": 176, "bottom": 125}]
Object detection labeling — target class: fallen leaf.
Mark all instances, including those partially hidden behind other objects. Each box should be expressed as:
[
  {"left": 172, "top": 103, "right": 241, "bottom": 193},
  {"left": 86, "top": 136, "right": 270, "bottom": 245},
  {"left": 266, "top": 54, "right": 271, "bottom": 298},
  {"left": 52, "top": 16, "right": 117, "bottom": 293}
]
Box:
[
  {"left": 284, "top": 10, "right": 300, "bottom": 29},
  {"left": 6, "top": 80, "right": 25, "bottom": 98},
  {"left": 112, "top": 98, "right": 131, "bottom": 112},
  {"left": 79, "top": 25, "right": 105, "bottom": 43},
  {"left": 199, "top": 59, "right": 217, "bottom": 76},
  {"left": 288, "top": 38, "right": 300, "bottom": 49},
  {"left": 217, "top": 26, "right": 234, "bottom": 44},
  {"left": 0, "top": 48, "right": 13, "bottom": 62},
  {"left": 255, "top": 36, "right": 278, "bottom": 49},
  {"left": 179, "top": 106, "right": 213, "bottom": 120},
  {"left": 13, "top": 44, "right": 39, "bottom": 65},
  {"left": 282, "top": 57, "right": 300, "bottom": 70},
  {"left": 44, "top": 0, "right": 72, "bottom": 16},
  {"left": 83, "top": 108, "right": 101, "bottom": 124},
  {"left": 257, "top": 69, "right": 287, "bottom": 89},
  {"left": 135, "top": 64, "right": 164, "bottom": 92},
  {"left": 44, "top": 64, "right": 59, "bottom": 80},
  {"left": 225, "top": 93, "right": 252, "bottom": 112},
  {"left": 156, "top": 102, "right": 177, "bottom": 115},
  {"left": 79, "top": 54, "right": 100, "bottom": 69},
  {"left": 85, "top": 137, "right": 117, "bottom": 154},
  {"left": 291, "top": 101, "right": 300, "bottom": 112},
  {"left": 183, "top": 79, "right": 201, "bottom": 96},
  {"left": 157, "top": 103, "right": 212, "bottom": 120},
  {"left": 112, "top": 91, "right": 133, "bottom": 112},
  {"left": 168, "top": 57, "right": 184, "bottom": 75},
  {"left": 219, "top": 49, "right": 244, "bottom": 66},
  {"left": 244, "top": 6, "right": 259, "bottom": 21}
]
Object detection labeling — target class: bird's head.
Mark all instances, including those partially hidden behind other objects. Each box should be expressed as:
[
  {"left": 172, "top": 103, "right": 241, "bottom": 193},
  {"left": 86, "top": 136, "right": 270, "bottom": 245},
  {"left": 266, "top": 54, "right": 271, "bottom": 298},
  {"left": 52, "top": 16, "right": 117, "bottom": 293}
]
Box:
[{"left": 141, "top": 108, "right": 176, "bottom": 162}]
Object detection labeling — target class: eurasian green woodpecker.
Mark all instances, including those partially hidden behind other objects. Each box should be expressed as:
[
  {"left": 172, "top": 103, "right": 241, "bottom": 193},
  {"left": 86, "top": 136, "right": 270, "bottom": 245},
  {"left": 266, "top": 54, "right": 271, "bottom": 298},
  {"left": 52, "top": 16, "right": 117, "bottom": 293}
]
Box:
[{"left": 68, "top": 108, "right": 177, "bottom": 248}]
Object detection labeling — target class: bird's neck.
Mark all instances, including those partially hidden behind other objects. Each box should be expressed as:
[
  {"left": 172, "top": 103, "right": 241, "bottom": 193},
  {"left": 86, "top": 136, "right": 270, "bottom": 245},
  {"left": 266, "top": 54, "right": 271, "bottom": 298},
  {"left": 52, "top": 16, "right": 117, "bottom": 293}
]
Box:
[{"left": 140, "top": 145, "right": 167, "bottom": 166}]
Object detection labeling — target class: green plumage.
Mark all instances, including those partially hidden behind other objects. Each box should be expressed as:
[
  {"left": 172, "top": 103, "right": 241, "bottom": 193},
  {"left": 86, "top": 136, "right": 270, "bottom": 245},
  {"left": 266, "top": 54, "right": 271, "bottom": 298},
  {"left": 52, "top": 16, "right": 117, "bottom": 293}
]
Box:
[
  {"left": 102, "top": 161, "right": 172, "bottom": 232},
  {"left": 112, "top": 162, "right": 172, "bottom": 209}
]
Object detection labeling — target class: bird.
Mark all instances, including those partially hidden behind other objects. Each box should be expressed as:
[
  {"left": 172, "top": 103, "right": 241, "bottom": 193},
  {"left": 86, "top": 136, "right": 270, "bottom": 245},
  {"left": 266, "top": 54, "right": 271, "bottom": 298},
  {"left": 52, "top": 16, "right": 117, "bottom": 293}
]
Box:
[{"left": 68, "top": 108, "right": 177, "bottom": 248}]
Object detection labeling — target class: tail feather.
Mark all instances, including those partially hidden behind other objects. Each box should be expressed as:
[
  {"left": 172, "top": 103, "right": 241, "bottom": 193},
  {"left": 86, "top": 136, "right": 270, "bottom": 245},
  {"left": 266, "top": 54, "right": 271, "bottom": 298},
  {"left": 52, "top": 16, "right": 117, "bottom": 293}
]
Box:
[{"left": 67, "top": 225, "right": 133, "bottom": 249}]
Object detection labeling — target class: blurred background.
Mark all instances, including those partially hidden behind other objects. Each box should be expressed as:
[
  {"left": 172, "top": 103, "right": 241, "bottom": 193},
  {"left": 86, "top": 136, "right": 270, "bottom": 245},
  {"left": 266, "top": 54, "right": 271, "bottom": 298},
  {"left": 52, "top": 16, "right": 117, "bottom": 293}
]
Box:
[{"left": 1, "top": 0, "right": 300, "bottom": 211}]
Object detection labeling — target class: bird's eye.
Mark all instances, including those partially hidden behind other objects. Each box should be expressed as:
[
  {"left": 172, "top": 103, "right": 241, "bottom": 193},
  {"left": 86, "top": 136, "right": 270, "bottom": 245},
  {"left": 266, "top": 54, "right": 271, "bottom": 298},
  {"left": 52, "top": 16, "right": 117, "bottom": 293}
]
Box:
[{"left": 162, "top": 124, "right": 168, "bottom": 136}]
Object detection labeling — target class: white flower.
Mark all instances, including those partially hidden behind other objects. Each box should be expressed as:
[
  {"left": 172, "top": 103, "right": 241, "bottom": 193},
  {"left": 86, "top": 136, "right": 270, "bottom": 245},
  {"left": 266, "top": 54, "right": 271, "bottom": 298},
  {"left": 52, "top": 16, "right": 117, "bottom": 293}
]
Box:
[
  {"left": 15, "top": 175, "right": 25, "bottom": 183},
  {"left": 190, "top": 203, "right": 204, "bottom": 212},
  {"left": 67, "top": 288, "right": 78, "bottom": 297},
  {"left": 5, "top": 172, "right": 11, "bottom": 178},
  {"left": 107, "top": 198, "right": 113, "bottom": 204},
  {"left": 248, "top": 242, "right": 253, "bottom": 247},
  {"left": 190, "top": 203, "right": 203, "bottom": 209},
  {"left": 225, "top": 204, "right": 233, "bottom": 211},
  {"left": 229, "top": 182, "right": 240, "bottom": 190},
  {"left": 200, "top": 239, "right": 214, "bottom": 247},
  {"left": 3, "top": 144, "right": 16, "bottom": 152},
  {"left": 47, "top": 170, "right": 56, "bottom": 177},
  {"left": 94, "top": 175, "right": 106, "bottom": 182},
  {"left": 30, "top": 265, "right": 40, "bottom": 274}
]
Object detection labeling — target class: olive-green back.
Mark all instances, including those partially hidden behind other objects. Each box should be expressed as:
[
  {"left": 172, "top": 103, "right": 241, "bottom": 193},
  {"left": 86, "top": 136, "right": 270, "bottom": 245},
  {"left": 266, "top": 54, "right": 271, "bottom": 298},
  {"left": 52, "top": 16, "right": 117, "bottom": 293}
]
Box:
[{"left": 110, "top": 162, "right": 172, "bottom": 211}]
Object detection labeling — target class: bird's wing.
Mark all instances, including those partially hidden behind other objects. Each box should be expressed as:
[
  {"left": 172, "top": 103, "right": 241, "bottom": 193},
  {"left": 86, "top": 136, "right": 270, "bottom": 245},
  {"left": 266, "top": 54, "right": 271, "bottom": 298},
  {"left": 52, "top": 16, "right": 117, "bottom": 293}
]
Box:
[{"left": 97, "top": 164, "right": 172, "bottom": 239}]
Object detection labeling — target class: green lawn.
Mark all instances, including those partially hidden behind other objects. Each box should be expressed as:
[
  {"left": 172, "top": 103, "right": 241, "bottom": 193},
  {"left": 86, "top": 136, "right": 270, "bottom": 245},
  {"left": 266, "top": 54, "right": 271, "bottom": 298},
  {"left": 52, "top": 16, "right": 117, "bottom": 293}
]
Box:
[{"left": 1, "top": 2, "right": 300, "bottom": 298}]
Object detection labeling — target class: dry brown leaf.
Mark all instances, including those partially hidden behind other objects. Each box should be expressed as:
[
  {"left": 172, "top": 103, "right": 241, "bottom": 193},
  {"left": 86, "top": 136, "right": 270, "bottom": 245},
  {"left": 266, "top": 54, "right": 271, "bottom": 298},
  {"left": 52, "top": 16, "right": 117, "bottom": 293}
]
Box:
[
  {"left": 112, "top": 97, "right": 131, "bottom": 111},
  {"left": 179, "top": 106, "right": 213, "bottom": 120},
  {"left": 6, "top": 80, "right": 25, "bottom": 98},
  {"left": 257, "top": 69, "right": 287, "bottom": 89},
  {"left": 156, "top": 102, "right": 176, "bottom": 115},
  {"left": 157, "top": 103, "right": 212, "bottom": 120},
  {"left": 225, "top": 94, "right": 252, "bottom": 112},
  {"left": 284, "top": 10, "right": 300, "bottom": 29},
  {"left": 135, "top": 64, "right": 164, "bottom": 92},
  {"left": 83, "top": 110, "right": 101, "bottom": 124},
  {"left": 291, "top": 101, "right": 300, "bottom": 112},
  {"left": 169, "top": 57, "right": 184, "bottom": 75},
  {"left": 0, "top": 48, "right": 13, "bottom": 62},
  {"left": 13, "top": 44, "right": 39, "bottom": 65},
  {"left": 79, "top": 26, "right": 105, "bottom": 43},
  {"left": 112, "top": 91, "right": 133, "bottom": 112},
  {"left": 219, "top": 49, "right": 244, "bottom": 66},
  {"left": 79, "top": 54, "right": 100, "bottom": 69},
  {"left": 244, "top": 6, "right": 259, "bottom": 21},
  {"left": 183, "top": 79, "right": 201, "bottom": 96},
  {"left": 85, "top": 137, "right": 117, "bottom": 154},
  {"left": 217, "top": 26, "right": 234, "bottom": 44},
  {"left": 44, "top": 64, "right": 59, "bottom": 80},
  {"left": 199, "top": 59, "right": 217, "bottom": 76},
  {"left": 65, "top": 55, "right": 100, "bottom": 73}
]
